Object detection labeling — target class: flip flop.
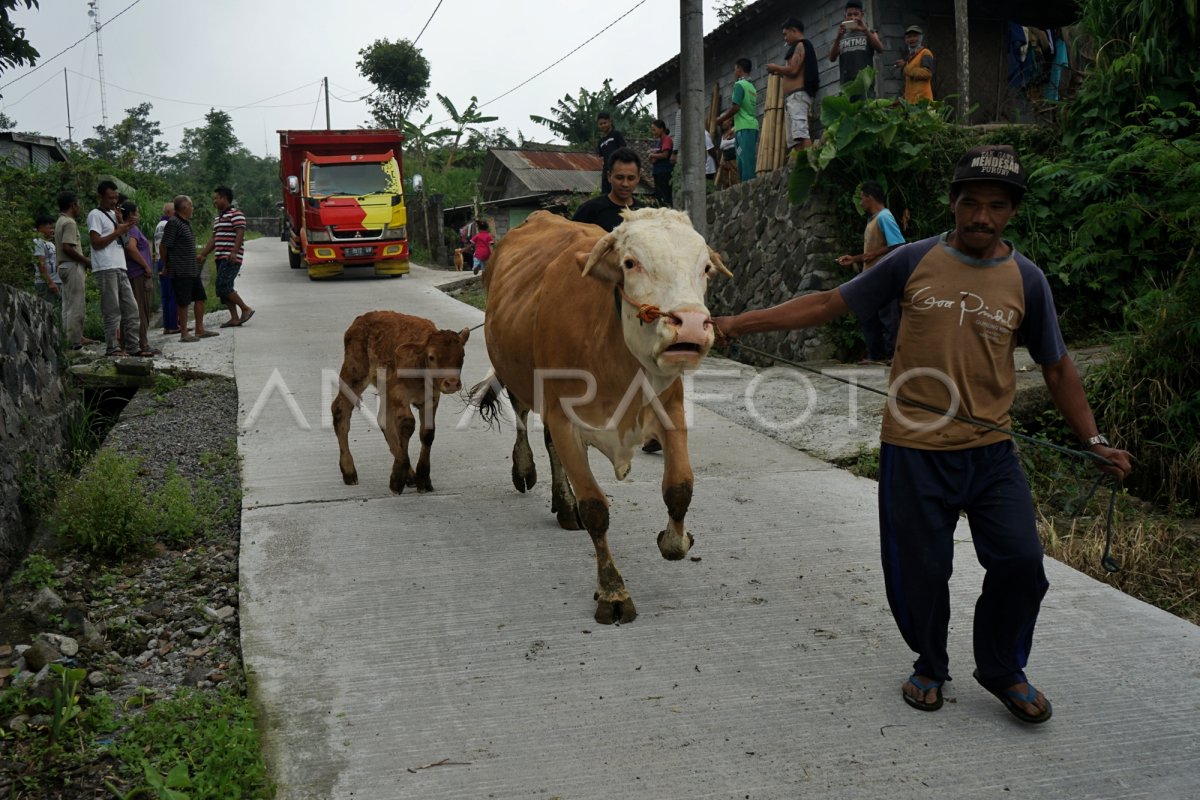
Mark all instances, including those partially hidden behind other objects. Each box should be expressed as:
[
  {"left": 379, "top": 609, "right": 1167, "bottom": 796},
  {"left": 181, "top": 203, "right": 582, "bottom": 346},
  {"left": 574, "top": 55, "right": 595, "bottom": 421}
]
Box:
[
  {"left": 902, "top": 673, "right": 944, "bottom": 712},
  {"left": 973, "top": 669, "right": 1052, "bottom": 724},
  {"left": 241, "top": 309, "right": 256, "bottom": 325},
  {"left": 220, "top": 320, "right": 240, "bottom": 328},
  {"left": 180, "top": 335, "right": 200, "bottom": 343},
  {"left": 198, "top": 330, "right": 220, "bottom": 338}
]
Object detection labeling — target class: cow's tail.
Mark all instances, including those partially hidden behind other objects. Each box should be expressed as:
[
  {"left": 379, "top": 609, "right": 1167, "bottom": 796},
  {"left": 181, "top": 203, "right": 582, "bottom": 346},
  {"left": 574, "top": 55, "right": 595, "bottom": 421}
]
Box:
[{"left": 469, "top": 368, "right": 506, "bottom": 429}]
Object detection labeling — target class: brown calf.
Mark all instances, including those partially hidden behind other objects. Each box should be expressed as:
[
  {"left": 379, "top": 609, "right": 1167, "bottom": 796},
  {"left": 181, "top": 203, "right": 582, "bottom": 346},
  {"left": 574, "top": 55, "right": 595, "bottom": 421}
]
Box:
[{"left": 332, "top": 311, "right": 470, "bottom": 494}]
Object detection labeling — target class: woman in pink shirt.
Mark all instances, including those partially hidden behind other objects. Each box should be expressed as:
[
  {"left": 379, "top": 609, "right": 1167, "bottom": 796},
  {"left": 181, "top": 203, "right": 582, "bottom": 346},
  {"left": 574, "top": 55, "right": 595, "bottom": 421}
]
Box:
[{"left": 470, "top": 220, "right": 495, "bottom": 275}]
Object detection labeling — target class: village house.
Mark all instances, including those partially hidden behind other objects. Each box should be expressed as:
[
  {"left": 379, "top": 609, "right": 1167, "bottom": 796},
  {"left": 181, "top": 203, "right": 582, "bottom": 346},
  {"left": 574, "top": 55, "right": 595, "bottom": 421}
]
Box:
[
  {"left": 0, "top": 132, "right": 69, "bottom": 170},
  {"left": 617, "top": 0, "right": 1081, "bottom": 141}
]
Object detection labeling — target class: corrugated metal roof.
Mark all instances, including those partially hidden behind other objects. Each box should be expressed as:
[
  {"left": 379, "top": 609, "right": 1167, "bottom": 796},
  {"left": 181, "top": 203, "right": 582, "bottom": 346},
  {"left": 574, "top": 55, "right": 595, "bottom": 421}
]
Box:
[{"left": 482, "top": 149, "right": 604, "bottom": 199}]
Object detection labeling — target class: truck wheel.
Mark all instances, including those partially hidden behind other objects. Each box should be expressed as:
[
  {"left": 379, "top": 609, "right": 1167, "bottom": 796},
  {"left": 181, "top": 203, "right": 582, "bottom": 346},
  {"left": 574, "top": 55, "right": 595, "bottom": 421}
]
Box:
[{"left": 288, "top": 249, "right": 302, "bottom": 270}]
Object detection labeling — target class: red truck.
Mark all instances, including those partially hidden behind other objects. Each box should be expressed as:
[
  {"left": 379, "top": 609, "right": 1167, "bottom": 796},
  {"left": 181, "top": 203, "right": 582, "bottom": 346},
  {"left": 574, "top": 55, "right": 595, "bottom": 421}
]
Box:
[{"left": 278, "top": 129, "right": 410, "bottom": 280}]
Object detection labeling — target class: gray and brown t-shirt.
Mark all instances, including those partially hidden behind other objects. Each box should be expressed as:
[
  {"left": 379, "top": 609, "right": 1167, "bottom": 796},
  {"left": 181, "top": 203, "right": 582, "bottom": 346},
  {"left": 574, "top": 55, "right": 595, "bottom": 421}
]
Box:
[{"left": 840, "top": 233, "right": 1067, "bottom": 450}]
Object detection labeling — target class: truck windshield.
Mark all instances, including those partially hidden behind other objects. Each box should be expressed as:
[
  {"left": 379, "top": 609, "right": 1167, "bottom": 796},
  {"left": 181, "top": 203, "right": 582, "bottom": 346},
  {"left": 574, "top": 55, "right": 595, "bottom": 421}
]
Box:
[{"left": 308, "top": 163, "right": 399, "bottom": 197}]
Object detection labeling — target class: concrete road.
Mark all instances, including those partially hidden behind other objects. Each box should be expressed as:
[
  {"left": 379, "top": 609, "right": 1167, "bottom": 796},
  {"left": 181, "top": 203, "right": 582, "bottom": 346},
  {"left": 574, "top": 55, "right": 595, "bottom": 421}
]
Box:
[{"left": 233, "top": 238, "right": 1200, "bottom": 800}]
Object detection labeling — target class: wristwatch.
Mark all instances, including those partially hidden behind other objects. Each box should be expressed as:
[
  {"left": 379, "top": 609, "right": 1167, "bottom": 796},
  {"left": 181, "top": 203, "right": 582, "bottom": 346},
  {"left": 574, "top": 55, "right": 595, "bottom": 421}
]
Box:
[{"left": 1084, "top": 434, "right": 1110, "bottom": 448}]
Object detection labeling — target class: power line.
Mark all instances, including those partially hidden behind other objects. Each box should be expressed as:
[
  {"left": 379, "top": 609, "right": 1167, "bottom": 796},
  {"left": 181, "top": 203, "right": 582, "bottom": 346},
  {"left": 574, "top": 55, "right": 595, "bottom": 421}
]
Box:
[
  {"left": 430, "top": 0, "right": 649, "bottom": 125},
  {"left": 308, "top": 83, "right": 324, "bottom": 129},
  {"left": 412, "top": 0, "right": 445, "bottom": 46},
  {"left": 0, "top": 0, "right": 145, "bottom": 92},
  {"left": 0, "top": 69, "right": 60, "bottom": 110},
  {"left": 161, "top": 80, "right": 323, "bottom": 131},
  {"left": 66, "top": 69, "right": 319, "bottom": 110}
]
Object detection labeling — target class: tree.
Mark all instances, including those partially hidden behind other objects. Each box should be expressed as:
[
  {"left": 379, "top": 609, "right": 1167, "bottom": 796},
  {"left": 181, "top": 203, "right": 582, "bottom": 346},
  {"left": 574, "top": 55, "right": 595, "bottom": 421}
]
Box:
[
  {"left": 197, "top": 109, "right": 242, "bottom": 190},
  {"left": 529, "top": 79, "right": 655, "bottom": 147},
  {"left": 434, "top": 94, "right": 498, "bottom": 172},
  {"left": 401, "top": 113, "right": 455, "bottom": 162},
  {"left": 0, "top": 0, "right": 39, "bottom": 92},
  {"left": 0, "top": 110, "right": 14, "bottom": 130},
  {"left": 713, "top": 0, "right": 745, "bottom": 25},
  {"left": 81, "top": 103, "right": 169, "bottom": 172},
  {"left": 356, "top": 38, "right": 431, "bottom": 128}
]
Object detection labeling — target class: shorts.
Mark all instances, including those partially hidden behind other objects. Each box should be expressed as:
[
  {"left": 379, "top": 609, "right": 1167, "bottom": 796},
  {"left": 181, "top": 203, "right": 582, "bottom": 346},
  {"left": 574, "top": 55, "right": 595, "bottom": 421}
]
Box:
[
  {"left": 785, "top": 90, "right": 813, "bottom": 142},
  {"left": 216, "top": 259, "right": 241, "bottom": 300},
  {"left": 173, "top": 274, "right": 207, "bottom": 306},
  {"left": 473, "top": 256, "right": 487, "bottom": 272}
]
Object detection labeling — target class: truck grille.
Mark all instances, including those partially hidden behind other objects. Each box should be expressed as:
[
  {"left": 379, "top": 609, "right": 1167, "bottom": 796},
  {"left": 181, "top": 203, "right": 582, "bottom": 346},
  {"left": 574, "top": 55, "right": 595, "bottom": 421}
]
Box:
[{"left": 331, "top": 229, "right": 383, "bottom": 241}]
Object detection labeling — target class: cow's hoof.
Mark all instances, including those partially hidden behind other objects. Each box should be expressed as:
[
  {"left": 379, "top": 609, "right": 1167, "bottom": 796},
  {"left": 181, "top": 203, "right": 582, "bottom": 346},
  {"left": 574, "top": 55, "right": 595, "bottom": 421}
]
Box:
[
  {"left": 416, "top": 478, "right": 434, "bottom": 493},
  {"left": 404, "top": 470, "right": 417, "bottom": 487},
  {"left": 341, "top": 470, "right": 358, "bottom": 486},
  {"left": 595, "top": 597, "right": 637, "bottom": 625},
  {"left": 657, "top": 529, "right": 695, "bottom": 560},
  {"left": 512, "top": 463, "right": 536, "bottom": 493},
  {"left": 556, "top": 506, "right": 583, "bottom": 531},
  {"left": 388, "top": 476, "right": 406, "bottom": 495}
]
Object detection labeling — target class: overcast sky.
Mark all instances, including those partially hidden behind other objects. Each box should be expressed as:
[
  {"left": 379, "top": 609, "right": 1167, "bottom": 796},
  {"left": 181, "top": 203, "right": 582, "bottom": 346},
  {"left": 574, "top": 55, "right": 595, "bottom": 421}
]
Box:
[{"left": 1, "top": 0, "right": 723, "bottom": 158}]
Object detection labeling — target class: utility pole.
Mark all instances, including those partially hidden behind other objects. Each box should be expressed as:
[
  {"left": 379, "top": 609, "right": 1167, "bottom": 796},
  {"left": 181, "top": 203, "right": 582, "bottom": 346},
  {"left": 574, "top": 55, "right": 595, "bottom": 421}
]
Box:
[
  {"left": 324, "top": 77, "right": 331, "bottom": 130},
  {"left": 87, "top": 0, "right": 109, "bottom": 128},
  {"left": 679, "top": 0, "right": 706, "bottom": 236},
  {"left": 63, "top": 68, "right": 74, "bottom": 146},
  {"left": 955, "top": 0, "right": 970, "bottom": 122}
]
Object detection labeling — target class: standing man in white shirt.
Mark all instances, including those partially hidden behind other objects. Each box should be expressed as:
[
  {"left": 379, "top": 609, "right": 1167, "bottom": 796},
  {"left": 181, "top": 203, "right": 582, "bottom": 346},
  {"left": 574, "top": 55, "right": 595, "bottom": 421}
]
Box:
[{"left": 87, "top": 180, "right": 140, "bottom": 357}]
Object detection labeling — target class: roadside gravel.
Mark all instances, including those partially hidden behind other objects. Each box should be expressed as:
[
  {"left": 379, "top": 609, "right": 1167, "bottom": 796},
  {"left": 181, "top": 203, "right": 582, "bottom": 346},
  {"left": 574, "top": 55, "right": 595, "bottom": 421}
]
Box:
[{"left": 0, "top": 374, "right": 246, "bottom": 797}]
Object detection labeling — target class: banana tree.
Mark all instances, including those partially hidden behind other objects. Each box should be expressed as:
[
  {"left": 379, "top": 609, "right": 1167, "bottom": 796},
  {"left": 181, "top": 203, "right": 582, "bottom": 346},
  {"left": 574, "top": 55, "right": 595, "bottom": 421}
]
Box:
[
  {"left": 402, "top": 114, "right": 455, "bottom": 161},
  {"left": 435, "top": 94, "right": 498, "bottom": 172}
]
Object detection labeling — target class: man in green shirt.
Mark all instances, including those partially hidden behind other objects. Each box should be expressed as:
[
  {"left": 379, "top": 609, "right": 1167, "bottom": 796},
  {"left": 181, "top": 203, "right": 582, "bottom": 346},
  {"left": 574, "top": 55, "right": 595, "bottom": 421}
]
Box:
[{"left": 716, "top": 58, "right": 759, "bottom": 181}]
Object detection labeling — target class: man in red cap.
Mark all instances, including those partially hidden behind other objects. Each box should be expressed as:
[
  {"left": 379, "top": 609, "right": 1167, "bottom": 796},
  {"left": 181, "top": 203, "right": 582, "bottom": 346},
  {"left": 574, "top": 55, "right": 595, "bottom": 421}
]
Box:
[{"left": 714, "top": 144, "right": 1132, "bottom": 725}]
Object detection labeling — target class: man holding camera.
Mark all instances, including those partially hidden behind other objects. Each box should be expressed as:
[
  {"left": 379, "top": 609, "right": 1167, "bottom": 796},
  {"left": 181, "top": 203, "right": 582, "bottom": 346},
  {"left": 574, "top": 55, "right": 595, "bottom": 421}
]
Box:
[
  {"left": 87, "top": 180, "right": 140, "bottom": 357},
  {"left": 828, "top": 1, "right": 884, "bottom": 100}
]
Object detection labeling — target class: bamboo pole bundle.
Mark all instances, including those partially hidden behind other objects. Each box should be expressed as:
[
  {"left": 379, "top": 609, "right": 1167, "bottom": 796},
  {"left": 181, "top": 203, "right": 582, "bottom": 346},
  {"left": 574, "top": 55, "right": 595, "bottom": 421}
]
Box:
[{"left": 757, "top": 74, "right": 787, "bottom": 174}]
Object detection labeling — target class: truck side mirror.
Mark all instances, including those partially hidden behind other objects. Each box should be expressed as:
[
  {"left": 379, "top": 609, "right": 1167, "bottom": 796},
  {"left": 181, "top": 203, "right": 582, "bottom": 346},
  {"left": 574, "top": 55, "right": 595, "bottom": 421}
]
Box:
[
  {"left": 286, "top": 175, "right": 300, "bottom": 195},
  {"left": 411, "top": 173, "right": 424, "bottom": 195}
]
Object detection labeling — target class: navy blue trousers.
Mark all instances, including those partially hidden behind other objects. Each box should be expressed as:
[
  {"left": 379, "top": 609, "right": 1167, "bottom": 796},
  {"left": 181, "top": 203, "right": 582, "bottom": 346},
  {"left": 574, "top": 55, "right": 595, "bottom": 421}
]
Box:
[{"left": 878, "top": 440, "right": 1048, "bottom": 688}]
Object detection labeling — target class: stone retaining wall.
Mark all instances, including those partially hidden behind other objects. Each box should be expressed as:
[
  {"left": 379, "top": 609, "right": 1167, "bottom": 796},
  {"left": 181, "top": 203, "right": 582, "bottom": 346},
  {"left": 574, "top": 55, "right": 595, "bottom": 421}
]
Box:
[
  {"left": 704, "top": 167, "right": 844, "bottom": 363},
  {"left": 0, "top": 287, "right": 78, "bottom": 572}
]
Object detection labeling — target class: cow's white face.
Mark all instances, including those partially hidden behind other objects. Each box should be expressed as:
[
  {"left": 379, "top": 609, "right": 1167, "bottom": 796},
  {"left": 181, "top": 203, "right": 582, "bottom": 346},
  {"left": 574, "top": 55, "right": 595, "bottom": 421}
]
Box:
[{"left": 582, "top": 208, "right": 731, "bottom": 381}]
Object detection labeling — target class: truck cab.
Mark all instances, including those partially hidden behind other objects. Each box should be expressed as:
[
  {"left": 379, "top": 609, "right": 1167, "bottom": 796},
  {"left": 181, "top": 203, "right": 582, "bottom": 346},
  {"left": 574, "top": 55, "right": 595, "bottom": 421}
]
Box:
[{"left": 279, "top": 130, "right": 410, "bottom": 280}]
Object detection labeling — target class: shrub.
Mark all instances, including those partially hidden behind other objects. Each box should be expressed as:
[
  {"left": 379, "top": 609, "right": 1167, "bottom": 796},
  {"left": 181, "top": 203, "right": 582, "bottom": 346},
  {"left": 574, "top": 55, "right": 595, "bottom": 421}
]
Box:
[{"left": 53, "top": 449, "right": 155, "bottom": 556}]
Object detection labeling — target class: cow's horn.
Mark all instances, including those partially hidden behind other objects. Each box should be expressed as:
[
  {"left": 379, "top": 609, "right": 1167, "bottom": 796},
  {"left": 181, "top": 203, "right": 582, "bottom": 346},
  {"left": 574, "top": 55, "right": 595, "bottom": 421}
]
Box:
[
  {"left": 581, "top": 233, "right": 617, "bottom": 277},
  {"left": 709, "top": 247, "right": 734, "bottom": 278}
]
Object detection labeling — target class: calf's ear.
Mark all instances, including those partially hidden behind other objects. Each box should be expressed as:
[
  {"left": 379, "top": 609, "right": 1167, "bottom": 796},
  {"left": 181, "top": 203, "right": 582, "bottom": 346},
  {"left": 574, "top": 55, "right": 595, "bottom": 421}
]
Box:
[
  {"left": 579, "top": 233, "right": 622, "bottom": 283},
  {"left": 709, "top": 247, "right": 733, "bottom": 278},
  {"left": 458, "top": 326, "right": 471, "bottom": 345}
]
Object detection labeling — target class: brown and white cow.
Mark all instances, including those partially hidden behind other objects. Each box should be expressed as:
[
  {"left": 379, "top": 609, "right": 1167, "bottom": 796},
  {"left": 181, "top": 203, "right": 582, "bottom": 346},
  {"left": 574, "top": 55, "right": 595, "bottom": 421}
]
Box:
[
  {"left": 471, "top": 209, "right": 731, "bottom": 624},
  {"left": 332, "top": 311, "right": 469, "bottom": 494}
]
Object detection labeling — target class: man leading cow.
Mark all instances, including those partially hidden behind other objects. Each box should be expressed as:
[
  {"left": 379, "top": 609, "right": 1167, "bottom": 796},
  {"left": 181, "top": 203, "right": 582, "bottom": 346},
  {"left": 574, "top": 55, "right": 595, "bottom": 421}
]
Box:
[{"left": 714, "top": 144, "right": 1132, "bottom": 725}]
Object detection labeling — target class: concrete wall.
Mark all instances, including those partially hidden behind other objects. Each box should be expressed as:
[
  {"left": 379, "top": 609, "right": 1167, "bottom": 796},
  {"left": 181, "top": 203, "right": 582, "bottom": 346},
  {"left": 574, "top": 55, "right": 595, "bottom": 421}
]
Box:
[
  {"left": 0, "top": 287, "right": 78, "bottom": 573},
  {"left": 704, "top": 168, "right": 843, "bottom": 363}
]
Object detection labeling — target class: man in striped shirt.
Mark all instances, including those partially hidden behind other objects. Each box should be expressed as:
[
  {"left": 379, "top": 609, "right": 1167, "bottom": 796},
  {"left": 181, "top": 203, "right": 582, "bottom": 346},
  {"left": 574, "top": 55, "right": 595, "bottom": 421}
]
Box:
[{"left": 199, "top": 185, "right": 255, "bottom": 327}]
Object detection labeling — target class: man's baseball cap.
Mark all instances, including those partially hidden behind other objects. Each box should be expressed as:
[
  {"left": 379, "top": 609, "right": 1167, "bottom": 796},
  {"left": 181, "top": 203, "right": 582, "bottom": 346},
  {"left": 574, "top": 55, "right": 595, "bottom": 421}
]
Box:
[
  {"left": 950, "top": 144, "right": 1027, "bottom": 196},
  {"left": 904, "top": 24, "right": 923, "bottom": 35}
]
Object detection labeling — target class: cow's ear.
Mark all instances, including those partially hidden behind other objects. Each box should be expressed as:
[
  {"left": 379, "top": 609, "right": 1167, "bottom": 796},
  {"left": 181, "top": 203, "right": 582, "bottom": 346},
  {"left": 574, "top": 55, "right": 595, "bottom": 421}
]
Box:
[
  {"left": 458, "top": 326, "right": 471, "bottom": 345},
  {"left": 708, "top": 247, "right": 734, "bottom": 278},
  {"left": 579, "top": 233, "right": 622, "bottom": 283}
]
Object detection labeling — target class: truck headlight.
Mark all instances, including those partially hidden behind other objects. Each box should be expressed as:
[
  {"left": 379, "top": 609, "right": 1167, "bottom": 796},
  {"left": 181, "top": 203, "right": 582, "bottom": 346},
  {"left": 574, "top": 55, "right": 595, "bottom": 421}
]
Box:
[
  {"left": 382, "top": 225, "right": 407, "bottom": 240},
  {"left": 308, "top": 229, "right": 332, "bottom": 243}
]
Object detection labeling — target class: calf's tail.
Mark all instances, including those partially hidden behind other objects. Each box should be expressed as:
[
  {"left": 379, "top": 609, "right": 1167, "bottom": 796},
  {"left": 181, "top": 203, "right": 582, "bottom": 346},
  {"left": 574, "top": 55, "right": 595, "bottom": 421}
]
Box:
[{"left": 469, "top": 368, "right": 506, "bottom": 429}]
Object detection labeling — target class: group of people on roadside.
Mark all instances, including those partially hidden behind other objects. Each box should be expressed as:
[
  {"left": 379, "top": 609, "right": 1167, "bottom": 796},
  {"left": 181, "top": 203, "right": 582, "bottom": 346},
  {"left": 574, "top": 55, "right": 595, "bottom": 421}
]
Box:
[
  {"left": 712, "top": 2, "right": 935, "bottom": 181},
  {"left": 35, "top": 182, "right": 255, "bottom": 357}
]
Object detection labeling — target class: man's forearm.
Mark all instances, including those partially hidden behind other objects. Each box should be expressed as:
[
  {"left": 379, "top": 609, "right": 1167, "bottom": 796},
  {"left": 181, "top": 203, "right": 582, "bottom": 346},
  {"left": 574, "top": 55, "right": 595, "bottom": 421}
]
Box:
[
  {"left": 719, "top": 289, "right": 850, "bottom": 338},
  {"left": 1041, "top": 356, "right": 1101, "bottom": 441}
]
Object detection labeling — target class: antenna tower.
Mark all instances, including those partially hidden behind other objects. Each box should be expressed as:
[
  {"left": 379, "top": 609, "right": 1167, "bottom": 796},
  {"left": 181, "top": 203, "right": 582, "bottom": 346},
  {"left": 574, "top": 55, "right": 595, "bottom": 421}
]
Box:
[{"left": 87, "top": 0, "right": 109, "bottom": 128}]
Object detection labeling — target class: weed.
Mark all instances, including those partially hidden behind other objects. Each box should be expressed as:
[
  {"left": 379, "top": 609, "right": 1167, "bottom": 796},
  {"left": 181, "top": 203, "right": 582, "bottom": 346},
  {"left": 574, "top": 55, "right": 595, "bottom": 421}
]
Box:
[
  {"left": 10, "top": 553, "right": 60, "bottom": 591},
  {"left": 109, "top": 688, "right": 271, "bottom": 799},
  {"left": 156, "top": 467, "right": 207, "bottom": 545},
  {"left": 47, "top": 663, "right": 86, "bottom": 745},
  {"left": 153, "top": 372, "right": 185, "bottom": 396},
  {"left": 839, "top": 445, "right": 880, "bottom": 481},
  {"left": 53, "top": 449, "right": 155, "bottom": 557}
]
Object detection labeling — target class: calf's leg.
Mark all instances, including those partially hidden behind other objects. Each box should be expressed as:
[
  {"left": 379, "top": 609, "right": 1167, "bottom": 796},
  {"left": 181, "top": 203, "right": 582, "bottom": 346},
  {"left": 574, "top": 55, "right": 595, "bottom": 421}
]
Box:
[
  {"left": 413, "top": 396, "right": 439, "bottom": 493},
  {"left": 383, "top": 389, "right": 417, "bottom": 494},
  {"left": 657, "top": 394, "right": 696, "bottom": 560},
  {"left": 332, "top": 358, "right": 370, "bottom": 486}
]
